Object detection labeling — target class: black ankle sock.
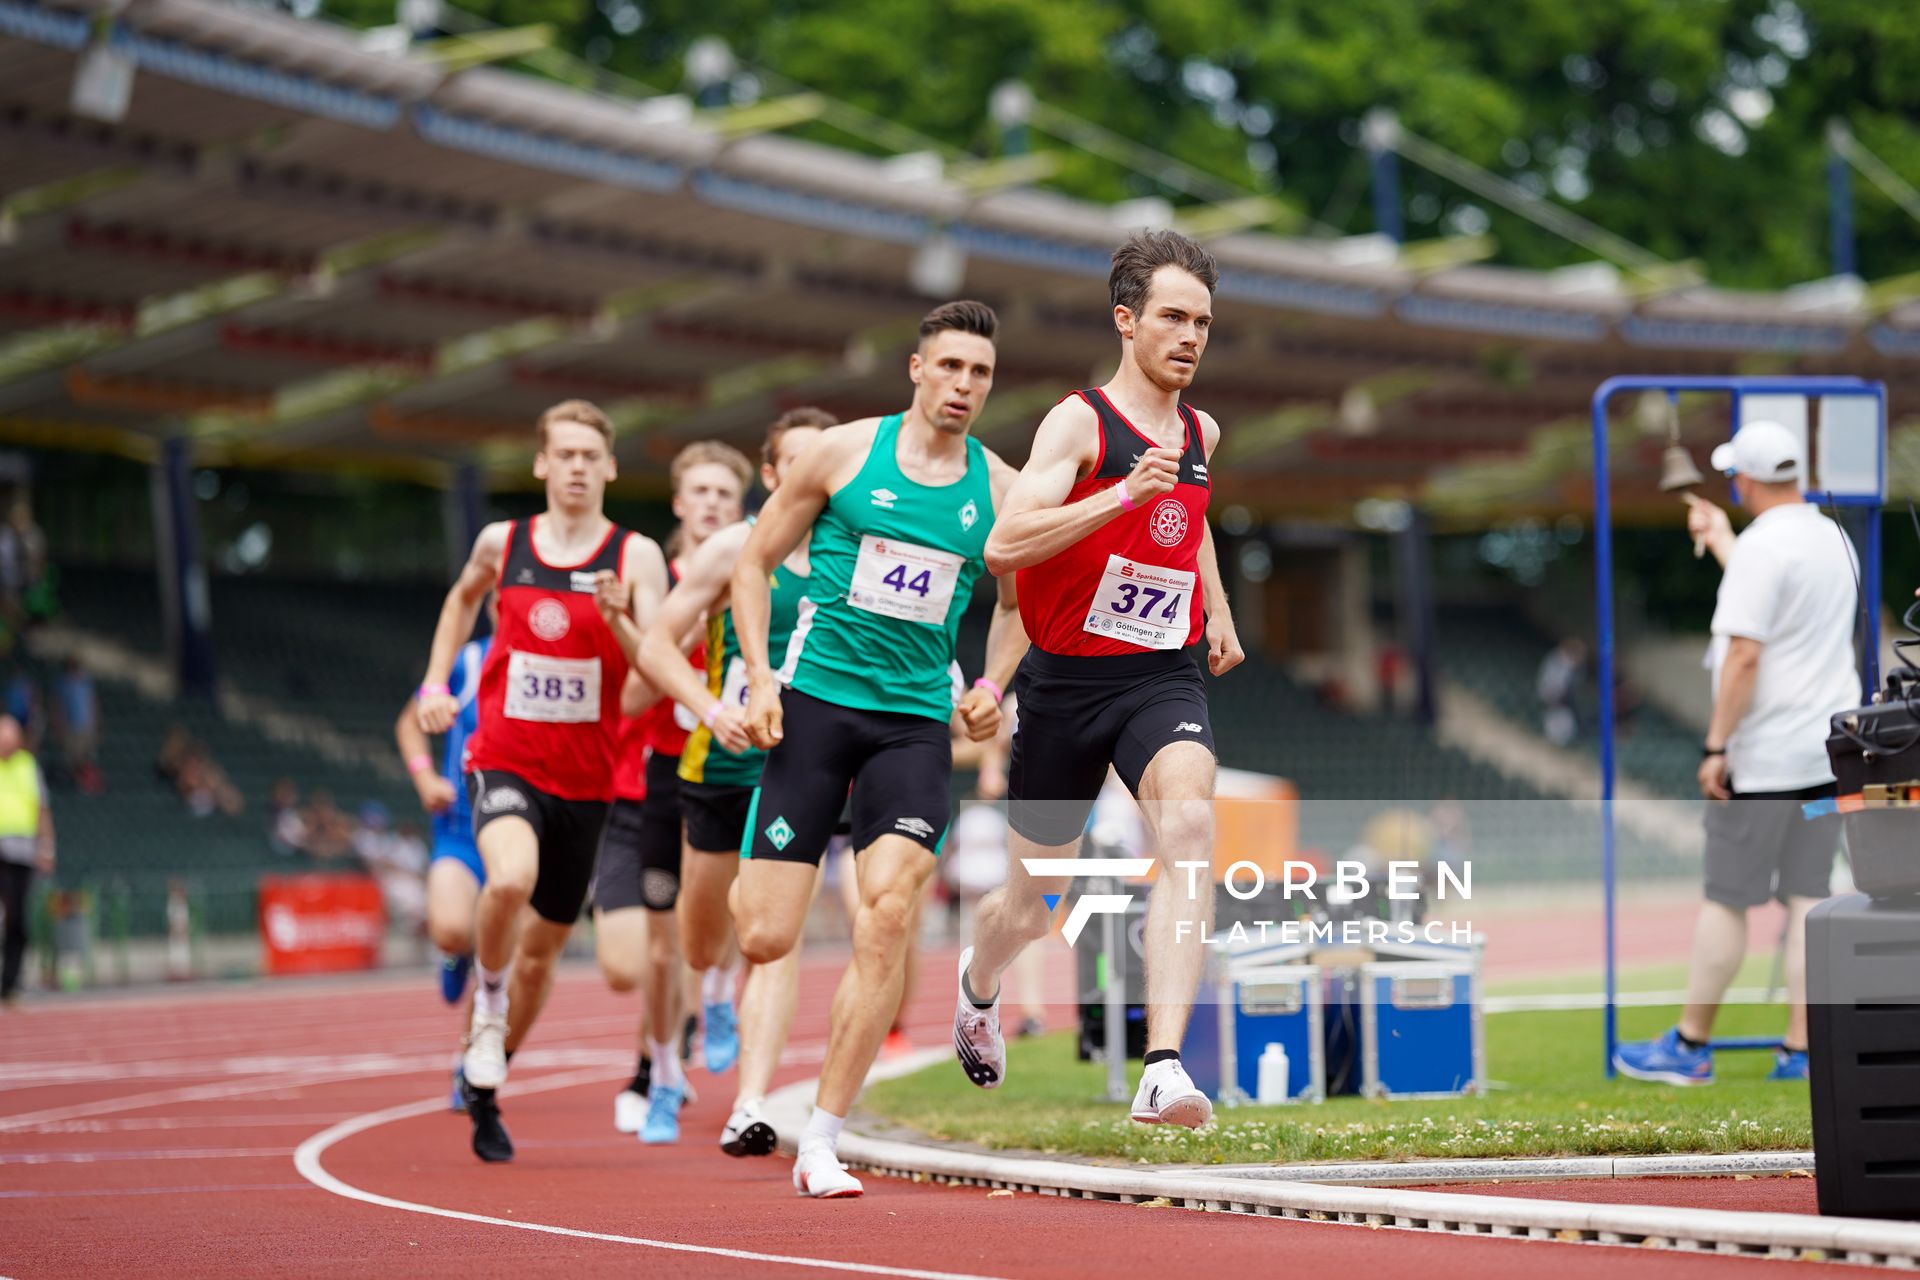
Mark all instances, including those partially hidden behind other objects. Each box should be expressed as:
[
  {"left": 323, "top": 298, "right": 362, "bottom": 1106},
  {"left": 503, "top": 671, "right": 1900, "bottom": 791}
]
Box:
[
  {"left": 1674, "top": 1030, "right": 1707, "bottom": 1053},
  {"left": 1143, "top": 1049, "right": 1180, "bottom": 1066},
  {"left": 960, "top": 967, "right": 996, "bottom": 1011},
  {"left": 504, "top": 1048, "right": 515, "bottom": 1063}
]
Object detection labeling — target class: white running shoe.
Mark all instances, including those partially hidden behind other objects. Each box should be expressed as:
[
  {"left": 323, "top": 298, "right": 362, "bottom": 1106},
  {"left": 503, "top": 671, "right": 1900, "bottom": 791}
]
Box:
[
  {"left": 952, "top": 947, "right": 1005, "bottom": 1090},
  {"left": 792, "top": 1145, "right": 863, "bottom": 1199},
  {"left": 721, "top": 1100, "right": 778, "bottom": 1157},
  {"left": 1130, "top": 1058, "right": 1212, "bottom": 1129},
  {"left": 614, "top": 1088, "right": 646, "bottom": 1134},
  {"left": 464, "top": 1011, "right": 509, "bottom": 1090}
]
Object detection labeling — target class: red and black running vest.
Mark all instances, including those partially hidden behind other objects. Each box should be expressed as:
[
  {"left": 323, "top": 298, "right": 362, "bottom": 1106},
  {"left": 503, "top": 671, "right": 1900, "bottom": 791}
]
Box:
[
  {"left": 466, "top": 517, "right": 630, "bottom": 802},
  {"left": 1016, "top": 388, "right": 1211, "bottom": 657}
]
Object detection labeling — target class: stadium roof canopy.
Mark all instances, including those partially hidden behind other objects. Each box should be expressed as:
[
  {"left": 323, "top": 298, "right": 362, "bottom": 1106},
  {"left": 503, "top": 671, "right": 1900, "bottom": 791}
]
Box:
[{"left": 4, "top": 0, "right": 1919, "bottom": 519}]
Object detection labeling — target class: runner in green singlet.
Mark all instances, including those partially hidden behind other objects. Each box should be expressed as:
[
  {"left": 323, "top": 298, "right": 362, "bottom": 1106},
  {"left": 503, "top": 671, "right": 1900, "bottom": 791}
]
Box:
[
  {"left": 632, "top": 407, "right": 833, "bottom": 1161},
  {"left": 728, "top": 300, "right": 1028, "bottom": 1199}
]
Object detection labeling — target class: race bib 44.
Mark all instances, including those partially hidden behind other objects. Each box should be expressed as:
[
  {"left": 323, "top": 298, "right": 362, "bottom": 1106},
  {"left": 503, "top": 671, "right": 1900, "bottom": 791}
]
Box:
[
  {"left": 1082, "top": 555, "right": 1194, "bottom": 650},
  {"left": 847, "top": 535, "right": 962, "bottom": 627}
]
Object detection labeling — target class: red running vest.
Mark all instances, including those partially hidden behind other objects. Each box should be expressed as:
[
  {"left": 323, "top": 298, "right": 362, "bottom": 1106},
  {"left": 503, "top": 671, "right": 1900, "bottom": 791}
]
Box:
[
  {"left": 1015, "top": 389, "right": 1211, "bottom": 657},
  {"left": 466, "top": 517, "right": 631, "bottom": 802}
]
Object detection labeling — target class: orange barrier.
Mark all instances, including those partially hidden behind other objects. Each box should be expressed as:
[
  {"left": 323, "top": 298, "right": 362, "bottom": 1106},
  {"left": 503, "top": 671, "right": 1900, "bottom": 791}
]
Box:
[{"left": 258, "top": 874, "right": 385, "bottom": 975}]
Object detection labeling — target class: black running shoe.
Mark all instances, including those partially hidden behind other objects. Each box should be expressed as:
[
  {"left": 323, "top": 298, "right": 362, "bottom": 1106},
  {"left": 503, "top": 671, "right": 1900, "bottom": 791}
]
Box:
[{"left": 464, "top": 1081, "right": 514, "bottom": 1163}]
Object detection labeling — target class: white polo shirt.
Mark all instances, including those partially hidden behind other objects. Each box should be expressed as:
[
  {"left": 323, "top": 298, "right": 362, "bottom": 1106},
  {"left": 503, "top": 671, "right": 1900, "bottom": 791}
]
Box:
[{"left": 1708, "top": 503, "right": 1861, "bottom": 791}]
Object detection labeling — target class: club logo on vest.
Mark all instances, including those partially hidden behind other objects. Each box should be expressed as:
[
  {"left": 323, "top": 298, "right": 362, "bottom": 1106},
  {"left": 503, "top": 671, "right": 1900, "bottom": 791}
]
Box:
[
  {"left": 529, "top": 598, "right": 571, "bottom": 641},
  {"left": 870, "top": 488, "right": 897, "bottom": 509},
  {"left": 569, "top": 570, "right": 601, "bottom": 593},
  {"left": 1149, "top": 498, "right": 1188, "bottom": 548},
  {"left": 959, "top": 499, "right": 977, "bottom": 531},
  {"left": 515, "top": 567, "right": 535, "bottom": 585},
  {"left": 765, "top": 816, "right": 795, "bottom": 851}
]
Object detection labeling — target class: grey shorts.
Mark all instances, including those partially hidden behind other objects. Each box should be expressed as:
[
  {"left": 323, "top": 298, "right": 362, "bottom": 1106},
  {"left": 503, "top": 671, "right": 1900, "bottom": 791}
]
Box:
[{"left": 1702, "top": 783, "right": 1840, "bottom": 908}]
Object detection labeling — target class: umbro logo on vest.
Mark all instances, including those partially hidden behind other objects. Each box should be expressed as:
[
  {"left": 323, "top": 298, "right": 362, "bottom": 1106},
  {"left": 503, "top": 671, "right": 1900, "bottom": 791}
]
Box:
[
  {"left": 959, "top": 499, "right": 977, "bottom": 530},
  {"left": 870, "top": 488, "right": 897, "bottom": 509}
]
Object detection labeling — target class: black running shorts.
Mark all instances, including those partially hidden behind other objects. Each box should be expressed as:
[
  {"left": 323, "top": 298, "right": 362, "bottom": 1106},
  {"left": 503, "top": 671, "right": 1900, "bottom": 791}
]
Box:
[
  {"left": 1006, "top": 646, "right": 1217, "bottom": 846},
  {"left": 594, "top": 753, "right": 686, "bottom": 913},
  {"left": 682, "top": 781, "right": 756, "bottom": 855},
  {"left": 744, "top": 688, "right": 951, "bottom": 865},
  {"left": 468, "top": 767, "right": 608, "bottom": 924},
  {"left": 1703, "top": 782, "right": 1841, "bottom": 908}
]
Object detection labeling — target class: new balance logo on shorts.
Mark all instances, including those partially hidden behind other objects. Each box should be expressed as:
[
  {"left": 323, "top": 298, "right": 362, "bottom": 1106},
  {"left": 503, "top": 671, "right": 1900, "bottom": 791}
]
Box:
[
  {"left": 1175, "top": 722, "right": 1202, "bottom": 733},
  {"left": 895, "top": 817, "right": 934, "bottom": 839},
  {"left": 481, "top": 787, "right": 528, "bottom": 814},
  {"left": 764, "top": 816, "right": 795, "bottom": 851}
]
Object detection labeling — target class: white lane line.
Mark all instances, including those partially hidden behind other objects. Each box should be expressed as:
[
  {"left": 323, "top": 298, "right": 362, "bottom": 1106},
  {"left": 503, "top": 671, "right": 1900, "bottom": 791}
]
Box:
[
  {"left": 0, "top": 1182, "right": 316, "bottom": 1199},
  {"left": 16, "top": 1114, "right": 359, "bottom": 1133},
  {"left": 0, "top": 1146, "right": 294, "bottom": 1164},
  {"left": 0, "top": 1070, "right": 397, "bottom": 1133},
  {"left": 293, "top": 1067, "right": 1015, "bottom": 1280}
]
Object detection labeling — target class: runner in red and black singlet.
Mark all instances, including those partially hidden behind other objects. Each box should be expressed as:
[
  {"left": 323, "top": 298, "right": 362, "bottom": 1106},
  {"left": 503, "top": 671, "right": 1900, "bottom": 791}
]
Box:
[
  {"left": 954, "top": 231, "right": 1246, "bottom": 1132},
  {"left": 415, "top": 399, "right": 669, "bottom": 1164},
  {"left": 588, "top": 441, "right": 752, "bottom": 1147}
]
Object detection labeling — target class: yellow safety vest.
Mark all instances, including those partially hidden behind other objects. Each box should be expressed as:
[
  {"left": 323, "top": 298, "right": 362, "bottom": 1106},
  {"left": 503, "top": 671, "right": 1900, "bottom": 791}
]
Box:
[{"left": 0, "top": 750, "right": 41, "bottom": 839}]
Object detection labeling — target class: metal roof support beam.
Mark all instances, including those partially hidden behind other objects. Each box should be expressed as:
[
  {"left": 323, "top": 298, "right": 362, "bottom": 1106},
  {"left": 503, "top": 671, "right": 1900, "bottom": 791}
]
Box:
[
  {"left": 414, "top": 25, "right": 555, "bottom": 75},
  {"left": 705, "top": 93, "right": 829, "bottom": 141},
  {"left": 1175, "top": 196, "right": 1301, "bottom": 241}
]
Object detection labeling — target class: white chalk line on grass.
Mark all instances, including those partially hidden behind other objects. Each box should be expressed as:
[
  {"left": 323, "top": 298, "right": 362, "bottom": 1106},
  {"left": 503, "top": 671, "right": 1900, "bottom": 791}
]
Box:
[{"left": 293, "top": 1066, "right": 1015, "bottom": 1280}]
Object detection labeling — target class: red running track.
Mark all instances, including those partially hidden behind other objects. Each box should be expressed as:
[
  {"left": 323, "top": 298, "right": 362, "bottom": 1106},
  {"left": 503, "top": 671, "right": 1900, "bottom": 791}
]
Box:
[{"left": 0, "top": 947, "right": 1831, "bottom": 1278}]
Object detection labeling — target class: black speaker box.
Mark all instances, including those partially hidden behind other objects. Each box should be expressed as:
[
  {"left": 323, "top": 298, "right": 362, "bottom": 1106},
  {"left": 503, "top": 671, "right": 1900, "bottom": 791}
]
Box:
[{"left": 1807, "top": 892, "right": 1920, "bottom": 1220}]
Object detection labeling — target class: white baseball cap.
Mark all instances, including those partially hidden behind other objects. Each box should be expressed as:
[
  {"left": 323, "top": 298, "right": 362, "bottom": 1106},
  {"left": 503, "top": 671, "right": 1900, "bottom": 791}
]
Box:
[{"left": 1709, "top": 420, "right": 1800, "bottom": 483}]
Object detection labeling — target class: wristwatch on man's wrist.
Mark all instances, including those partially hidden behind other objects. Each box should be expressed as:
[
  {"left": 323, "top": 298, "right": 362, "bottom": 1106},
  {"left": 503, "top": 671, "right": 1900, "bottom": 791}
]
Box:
[{"left": 1701, "top": 744, "right": 1726, "bottom": 758}]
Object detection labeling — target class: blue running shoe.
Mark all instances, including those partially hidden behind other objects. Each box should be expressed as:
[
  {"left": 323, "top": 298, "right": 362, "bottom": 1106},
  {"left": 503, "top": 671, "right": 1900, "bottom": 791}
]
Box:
[
  {"left": 641, "top": 1084, "right": 684, "bottom": 1145},
  {"left": 703, "top": 1000, "right": 739, "bottom": 1074},
  {"left": 450, "top": 1058, "right": 468, "bottom": 1113},
  {"left": 439, "top": 953, "right": 472, "bottom": 1005},
  {"left": 1614, "top": 1028, "right": 1713, "bottom": 1086},
  {"left": 1767, "top": 1048, "right": 1809, "bottom": 1081}
]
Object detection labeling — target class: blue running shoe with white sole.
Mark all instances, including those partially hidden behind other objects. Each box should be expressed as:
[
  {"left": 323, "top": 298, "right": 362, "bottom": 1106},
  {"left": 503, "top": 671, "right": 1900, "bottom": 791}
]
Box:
[
  {"left": 439, "top": 953, "right": 472, "bottom": 1005},
  {"left": 1614, "top": 1028, "right": 1713, "bottom": 1085},
  {"left": 703, "top": 1000, "right": 739, "bottom": 1074},
  {"left": 641, "top": 1085, "right": 684, "bottom": 1145},
  {"left": 1767, "top": 1048, "right": 1809, "bottom": 1081},
  {"left": 449, "top": 1058, "right": 467, "bottom": 1113}
]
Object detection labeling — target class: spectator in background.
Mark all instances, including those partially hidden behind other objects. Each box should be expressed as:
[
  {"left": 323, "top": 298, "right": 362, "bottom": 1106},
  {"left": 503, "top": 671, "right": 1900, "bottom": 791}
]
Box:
[
  {"left": 154, "top": 723, "right": 241, "bottom": 818},
  {"left": 5, "top": 669, "right": 41, "bottom": 753},
  {"left": 267, "top": 777, "right": 307, "bottom": 857},
  {"left": 300, "top": 788, "right": 355, "bottom": 862},
  {"left": 1535, "top": 636, "right": 1586, "bottom": 747},
  {"left": 353, "top": 803, "right": 428, "bottom": 942},
  {"left": 0, "top": 498, "right": 45, "bottom": 641},
  {"left": 0, "top": 714, "right": 53, "bottom": 1009},
  {"left": 51, "top": 659, "right": 101, "bottom": 794}
]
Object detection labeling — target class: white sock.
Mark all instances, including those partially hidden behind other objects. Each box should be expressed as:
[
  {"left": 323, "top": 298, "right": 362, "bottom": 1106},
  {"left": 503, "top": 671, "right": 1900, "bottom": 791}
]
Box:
[
  {"left": 649, "top": 1037, "right": 684, "bottom": 1090},
  {"left": 700, "top": 965, "right": 735, "bottom": 1006},
  {"left": 475, "top": 962, "right": 510, "bottom": 1017},
  {"left": 799, "top": 1105, "right": 844, "bottom": 1157}
]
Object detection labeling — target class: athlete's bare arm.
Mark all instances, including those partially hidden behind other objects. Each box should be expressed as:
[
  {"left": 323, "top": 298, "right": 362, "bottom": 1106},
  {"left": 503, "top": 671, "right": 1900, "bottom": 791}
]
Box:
[
  {"left": 395, "top": 695, "right": 455, "bottom": 814},
  {"left": 983, "top": 397, "right": 1180, "bottom": 576},
  {"left": 637, "top": 520, "right": 752, "bottom": 754},
  {"left": 1193, "top": 410, "right": 1243, "bottom": 677},
  {"left": 735, "top": 421, "right": 878, "bottom": 749},
  {"left": 595, "top": 532, "right": 671, "bottom": 708},
  {"left": 418, "top": 522, "right": 508, "bottom": 733},
  {"left": 957, "top": 451, "right": 1030, "bottom": 742}
]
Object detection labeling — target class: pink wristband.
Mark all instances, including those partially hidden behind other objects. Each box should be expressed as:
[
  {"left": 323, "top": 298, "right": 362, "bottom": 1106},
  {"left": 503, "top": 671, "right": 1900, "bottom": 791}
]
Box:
[
  {"left": 418, "top": 682, "right": 449, "bottom": 699},
  {"left": 973, "top": 677, "right": 1003, "bottom": 704},
  {"left": 701, "top": 701, "right": 724, "bottom": 729},
  {"left": 405, "top": 753, "right": 433, "bottom": 776},
  {"left": 1113, "top": 479, "right": 1136, "bottom": 512}
]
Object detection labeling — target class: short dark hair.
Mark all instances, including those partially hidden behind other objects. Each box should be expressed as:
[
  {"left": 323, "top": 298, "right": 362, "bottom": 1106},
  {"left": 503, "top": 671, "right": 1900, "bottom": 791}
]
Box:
[
  {"left": 918, "top": 299, "right": 998, "bottom": 345},
  {"left": 763, "top": 405, "right": 837, "bottom": 468},
  {"left": 1109, "top": 230, "right": 1219, "bottom": 322}
]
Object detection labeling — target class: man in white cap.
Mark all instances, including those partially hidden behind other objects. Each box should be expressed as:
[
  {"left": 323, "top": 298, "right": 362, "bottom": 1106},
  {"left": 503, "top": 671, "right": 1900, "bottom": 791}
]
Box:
[{"left": 1615, "top": 419, "right": 1857, "bottom": 1086}]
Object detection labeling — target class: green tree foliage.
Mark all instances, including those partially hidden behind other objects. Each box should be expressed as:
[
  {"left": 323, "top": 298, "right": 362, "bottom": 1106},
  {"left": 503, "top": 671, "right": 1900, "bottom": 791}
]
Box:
[{"left": 325, "top": 0, "right": 1920, "bottom": 289}]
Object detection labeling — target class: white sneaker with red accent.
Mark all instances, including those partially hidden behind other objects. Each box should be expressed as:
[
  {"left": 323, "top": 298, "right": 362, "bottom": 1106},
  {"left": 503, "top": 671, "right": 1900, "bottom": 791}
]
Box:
[
  {"left": 792, "top": 1145, "right": 864, "bottom": 1199},
  {"left": 1130, "top": 1057, "right": 1212, "bottom": 1129}
]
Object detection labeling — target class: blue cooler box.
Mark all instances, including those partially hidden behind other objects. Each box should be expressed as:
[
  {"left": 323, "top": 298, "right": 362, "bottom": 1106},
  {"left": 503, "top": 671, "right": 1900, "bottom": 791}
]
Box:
[
  {"left": 1182, "top": 964, "right": 1325, "bottom": 1104},
  {"left": 1359, "top": 960, "right": 1483, "bottom": 1099}
]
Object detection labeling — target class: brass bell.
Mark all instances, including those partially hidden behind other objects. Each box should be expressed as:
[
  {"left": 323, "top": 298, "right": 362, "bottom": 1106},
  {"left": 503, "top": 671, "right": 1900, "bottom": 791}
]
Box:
[{"left": 1658, "top": 442, "right": 1706, "bottom": 494}]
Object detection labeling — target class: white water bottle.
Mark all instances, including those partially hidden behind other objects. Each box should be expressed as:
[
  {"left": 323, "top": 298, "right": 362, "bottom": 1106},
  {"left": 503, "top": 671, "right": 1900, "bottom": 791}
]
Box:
[{"left": 1257, "top": 1042, "right": 1290, "bottom": 1104}]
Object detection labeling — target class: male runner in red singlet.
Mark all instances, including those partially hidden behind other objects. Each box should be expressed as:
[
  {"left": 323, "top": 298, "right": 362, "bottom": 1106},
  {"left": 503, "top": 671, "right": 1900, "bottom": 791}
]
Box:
[
  {"left": 955, "top": 230, "right": 1244, "bottom": 1128},
  {"left": 593, "top": 440, "right": 750, "bottom": 1144},
  {"left": 417, "top": 399, "right": 669, "bottom": 1163}
]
